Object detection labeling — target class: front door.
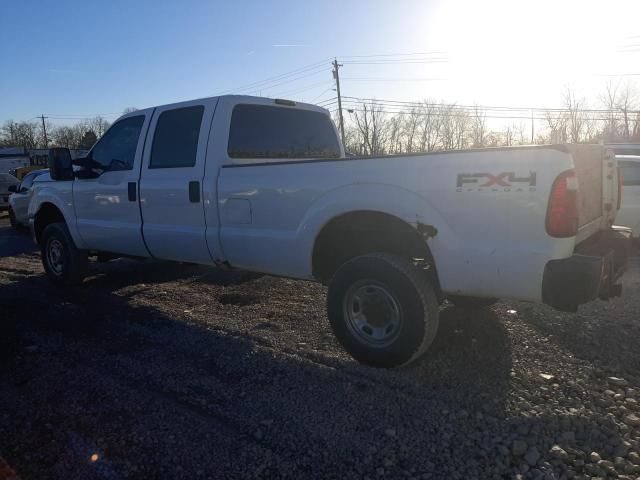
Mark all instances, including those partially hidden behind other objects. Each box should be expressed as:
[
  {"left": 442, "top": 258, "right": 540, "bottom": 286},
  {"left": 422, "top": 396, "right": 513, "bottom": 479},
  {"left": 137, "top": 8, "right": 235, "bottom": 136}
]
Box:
[
  {"left": 73, "top": 110, "right": 153, "bottom": 257},
  {"left": 139, "top": 99, "right": 216, "bottom": 264}
]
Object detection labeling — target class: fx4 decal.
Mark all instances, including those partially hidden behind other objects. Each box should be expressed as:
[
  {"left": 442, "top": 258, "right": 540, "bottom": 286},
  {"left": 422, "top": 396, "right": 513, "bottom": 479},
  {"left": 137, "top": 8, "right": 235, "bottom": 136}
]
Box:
[{"left": 456, "top": 171, "right": 537, "bottom": 192}]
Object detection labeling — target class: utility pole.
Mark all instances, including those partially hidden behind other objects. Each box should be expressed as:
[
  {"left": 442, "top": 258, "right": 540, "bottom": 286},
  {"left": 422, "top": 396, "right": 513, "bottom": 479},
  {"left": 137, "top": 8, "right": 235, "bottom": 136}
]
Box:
[
  {"left": 530, "top": 110, "right": 534, "bottom": 144},
  {"left": 41, "top": 114, "right": 48, "bottom": 148},
  {"left": 332, "top": 58, "right": 346, "bottom": 148}
]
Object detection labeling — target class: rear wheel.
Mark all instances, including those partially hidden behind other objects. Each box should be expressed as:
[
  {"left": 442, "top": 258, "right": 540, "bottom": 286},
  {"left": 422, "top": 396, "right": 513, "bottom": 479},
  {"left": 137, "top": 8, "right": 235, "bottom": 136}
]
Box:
[
  {"left": 327, "top": 253, "right": 439, "bottom": 368},
  {"left": 41, "top": 222, "right": 88, "bottom": 285}
]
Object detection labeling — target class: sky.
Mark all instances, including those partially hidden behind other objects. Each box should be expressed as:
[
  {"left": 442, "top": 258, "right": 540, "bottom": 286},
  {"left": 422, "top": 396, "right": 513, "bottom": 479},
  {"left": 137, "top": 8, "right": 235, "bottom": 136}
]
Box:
[{"left": 2, "top": 0, "right": 640, "bottom": 127}]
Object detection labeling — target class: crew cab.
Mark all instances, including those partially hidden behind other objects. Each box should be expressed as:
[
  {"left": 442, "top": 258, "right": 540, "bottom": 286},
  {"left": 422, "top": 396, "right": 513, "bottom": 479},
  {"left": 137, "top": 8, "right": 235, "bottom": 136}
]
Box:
[{"left": 28, "top": 95, "right": 630, "bottom": 367}]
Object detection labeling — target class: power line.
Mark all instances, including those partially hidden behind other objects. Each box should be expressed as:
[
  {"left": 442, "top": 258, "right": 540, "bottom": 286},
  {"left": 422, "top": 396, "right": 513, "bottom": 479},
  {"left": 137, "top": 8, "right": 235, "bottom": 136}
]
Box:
[
  {"left": 271, "top": 80, "right": 333, "bottom": 98},
  {"left": 342, "top": 77, "right": 445, "bottom": 82},
  {"left": 340, "top": 96, "right": 640, "bottom": 114},
  {"left": 214, "top": 58, "right": 332, "bottom": 95},
  {"left": 339, "top": 51, "right": 447, "bottom": 59},
  {"left": 44, "top": 112, "right": 121, "bottom": 118},
  {"left": 241, "top": 68, "right": 329, "bottom": 96},
  {"left": 343, "top": 106, "right": 629, "bottom": 122},
  {"left": 309, "top": 87, "right": 336, "bottom": 104},
  {"left": 342, "top": 59, "right": 447, "bottom": 65}
]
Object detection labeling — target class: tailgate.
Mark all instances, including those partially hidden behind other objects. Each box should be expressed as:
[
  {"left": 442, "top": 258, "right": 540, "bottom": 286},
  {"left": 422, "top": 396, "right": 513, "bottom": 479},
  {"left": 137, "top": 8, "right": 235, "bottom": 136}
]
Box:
[{"left": 565, "top": 145, "right": 618, "bottom": 242}]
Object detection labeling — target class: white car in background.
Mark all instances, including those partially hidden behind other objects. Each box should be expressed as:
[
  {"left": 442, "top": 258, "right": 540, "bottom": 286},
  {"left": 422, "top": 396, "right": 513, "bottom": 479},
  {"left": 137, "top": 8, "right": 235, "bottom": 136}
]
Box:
[
  {"left": 616, "top": 155, "right": 640, "bottom": 239},
  {"left": 7, "top": 169, "right": 48, "bottom": 228},
  {"left": 0, "top": 172, "right": 19, "bottom": 210}
]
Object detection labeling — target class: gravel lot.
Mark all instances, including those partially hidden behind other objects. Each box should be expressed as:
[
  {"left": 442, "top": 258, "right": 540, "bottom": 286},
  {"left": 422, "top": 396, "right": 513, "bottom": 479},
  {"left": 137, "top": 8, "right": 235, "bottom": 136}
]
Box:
[{"left": 1, "top": 212, "right": 640, "bottom": 480}]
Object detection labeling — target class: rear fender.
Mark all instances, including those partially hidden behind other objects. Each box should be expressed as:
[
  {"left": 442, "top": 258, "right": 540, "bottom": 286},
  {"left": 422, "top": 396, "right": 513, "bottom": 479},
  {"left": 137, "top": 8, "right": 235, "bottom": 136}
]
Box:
[{"left": 298, "top": 183, "right": 454, "bottom": 273}]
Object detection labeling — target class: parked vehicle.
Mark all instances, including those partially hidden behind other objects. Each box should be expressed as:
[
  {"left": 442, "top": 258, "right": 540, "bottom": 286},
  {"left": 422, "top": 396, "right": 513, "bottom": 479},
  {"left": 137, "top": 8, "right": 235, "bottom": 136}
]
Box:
[
  {"left": 27, "top": 95, "right": 630, "bottom": 367},
  {"left": 0, "top": 153, "right": 30, "bottom": 174},
  {"left": 7, "top": 169, "right": 48, "bottom": 228},
  {"left": 11, "top": 165, "right": 47, "bottom": 181},
  {"left": 616, "top": 155, "right": 640, "bottom": 240},
  {"left": 0, "top": 173, "right": 19, "bottom": 210}
]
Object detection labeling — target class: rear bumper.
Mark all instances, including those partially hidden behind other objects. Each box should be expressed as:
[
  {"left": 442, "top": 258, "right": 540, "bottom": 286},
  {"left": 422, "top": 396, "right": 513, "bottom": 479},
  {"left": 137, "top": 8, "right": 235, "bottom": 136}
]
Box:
[{"left": 542, "top": 226, "right": 631, "bottom": 312}]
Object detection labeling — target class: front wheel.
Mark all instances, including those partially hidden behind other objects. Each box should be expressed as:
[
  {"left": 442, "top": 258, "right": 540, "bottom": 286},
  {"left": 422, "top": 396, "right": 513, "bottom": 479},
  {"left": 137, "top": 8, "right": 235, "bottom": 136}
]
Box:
[
  {"left": 41, "top": 222, "right": 88, "bottom": 285},
  {"left": 327, "top": 253, "right": 440, "bottom": 368}
]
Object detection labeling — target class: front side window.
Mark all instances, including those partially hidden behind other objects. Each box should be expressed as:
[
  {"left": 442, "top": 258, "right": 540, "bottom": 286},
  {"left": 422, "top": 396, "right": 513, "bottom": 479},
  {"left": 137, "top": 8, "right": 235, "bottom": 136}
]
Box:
[
  {"left": 150, "top": 106, "right": 204, "bottom": 169},
  {"left": 620, "top": 161, "right": 640, "bottom": 186},
  {"left": 91, "top": 116, "right": 145, "bottom": 171},
  {"left": 228, "top": 105, "right": 340, "bottom": 159}
]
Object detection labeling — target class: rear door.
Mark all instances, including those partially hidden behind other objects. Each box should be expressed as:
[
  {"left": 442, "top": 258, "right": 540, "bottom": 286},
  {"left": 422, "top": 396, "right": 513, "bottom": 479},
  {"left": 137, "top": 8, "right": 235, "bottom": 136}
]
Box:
[
  {"left": 617, "top": 158, "right": 640, "bottom": 236},
  {"left": 72, "top": 110, "right": 152, "bottom": 257},
  {"left": 139, "top": 99, "right": 217, "bottom": 263}
]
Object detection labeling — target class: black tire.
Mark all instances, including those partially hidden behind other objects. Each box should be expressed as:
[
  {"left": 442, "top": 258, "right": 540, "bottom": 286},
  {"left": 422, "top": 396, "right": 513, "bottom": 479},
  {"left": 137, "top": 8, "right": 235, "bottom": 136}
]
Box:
[
  {"left": 41, "top": 222, "right": 88, "bottom": 285},
  {"left": 447, "top": 295, "right": 498, "bottom": 309},
  {"left": 327, "top": 253, "right": 440, "bottom": 368},
  {"left": 8, "top": 207, "right": 18, "bottom": 229}
]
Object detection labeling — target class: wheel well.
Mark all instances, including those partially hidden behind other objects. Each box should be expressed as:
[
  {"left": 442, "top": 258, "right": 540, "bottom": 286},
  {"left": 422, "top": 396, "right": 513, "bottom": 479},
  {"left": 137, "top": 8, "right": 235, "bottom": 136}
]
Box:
[
  {"left": 312, "top": 211, "right": 441, "bottom": 296},
  {"left": 34, "top": 203, "right": 65, "bottom": 245}
]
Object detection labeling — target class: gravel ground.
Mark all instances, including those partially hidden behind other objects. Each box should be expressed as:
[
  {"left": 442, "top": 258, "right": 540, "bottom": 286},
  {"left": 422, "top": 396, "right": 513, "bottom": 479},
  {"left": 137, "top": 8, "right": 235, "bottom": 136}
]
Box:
[{"left": 1, "top": 212, "right": 640, "bottom": 480}]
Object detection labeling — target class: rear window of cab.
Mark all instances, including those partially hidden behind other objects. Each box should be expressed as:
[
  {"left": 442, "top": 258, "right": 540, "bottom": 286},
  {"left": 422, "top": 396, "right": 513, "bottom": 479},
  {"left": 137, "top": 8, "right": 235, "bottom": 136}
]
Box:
[{"left": 227, "top": 104, "right": 340, "bottom": 160}]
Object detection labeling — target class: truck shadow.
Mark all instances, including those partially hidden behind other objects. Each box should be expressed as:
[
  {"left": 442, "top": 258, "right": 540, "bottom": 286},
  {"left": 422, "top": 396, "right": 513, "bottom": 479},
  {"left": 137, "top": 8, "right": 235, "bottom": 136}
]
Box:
[
  {"left": 0, "top": 222, "right": 38, "bottom": 258},
  {"left": 0, "top": 276, "right": 628, "bottom": 479},
  {"left": 82, "top": 258, "right": 259, "bottom": 290}
]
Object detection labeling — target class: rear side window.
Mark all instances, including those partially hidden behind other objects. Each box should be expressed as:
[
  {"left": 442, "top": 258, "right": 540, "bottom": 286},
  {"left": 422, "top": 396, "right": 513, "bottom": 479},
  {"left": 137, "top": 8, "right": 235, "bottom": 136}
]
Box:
[
  {"left": 620, "top": 161, "right": 640, "bottom": 186},
  {"left": 150, "top": 106, "right": 204, "bottom": 168},
  {"left": 228, "top": 105, "right": 340, "bottom": 159}
]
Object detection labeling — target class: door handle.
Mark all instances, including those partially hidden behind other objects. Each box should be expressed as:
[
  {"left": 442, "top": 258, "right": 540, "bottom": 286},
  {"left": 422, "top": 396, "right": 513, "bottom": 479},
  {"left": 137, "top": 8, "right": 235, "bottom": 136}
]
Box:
[
  {"left": 189, "top": 181, "right": 200, "bottom": 203},
  {"left": 128, "top": 182, "right": 136, "bottom": 201}
]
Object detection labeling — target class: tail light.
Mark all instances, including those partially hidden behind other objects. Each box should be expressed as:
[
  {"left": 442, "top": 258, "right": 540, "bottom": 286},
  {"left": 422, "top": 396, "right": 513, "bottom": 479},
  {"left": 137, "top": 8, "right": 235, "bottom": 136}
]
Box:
[
  {"left": 546, "top": 169, "right": 578, "bottom": 238},
  {"left": 617, "top": 168, "right": 623, "bottom": 210}
]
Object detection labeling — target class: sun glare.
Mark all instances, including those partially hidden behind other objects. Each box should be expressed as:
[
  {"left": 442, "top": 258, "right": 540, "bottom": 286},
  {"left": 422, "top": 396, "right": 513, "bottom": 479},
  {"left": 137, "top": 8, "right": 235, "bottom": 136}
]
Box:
[{"left": 412, "top": 0, "right": 640, "bottom": 108}]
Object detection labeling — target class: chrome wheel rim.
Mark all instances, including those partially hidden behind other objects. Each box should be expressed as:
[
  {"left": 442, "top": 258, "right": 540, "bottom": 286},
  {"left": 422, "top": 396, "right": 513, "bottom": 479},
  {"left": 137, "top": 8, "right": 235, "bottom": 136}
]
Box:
[
  {"left": 343, "top": 281, "right": 402, "bottom": 347},
  {"left": 46, "top": 238, "right": 65, "bottom": 275}
]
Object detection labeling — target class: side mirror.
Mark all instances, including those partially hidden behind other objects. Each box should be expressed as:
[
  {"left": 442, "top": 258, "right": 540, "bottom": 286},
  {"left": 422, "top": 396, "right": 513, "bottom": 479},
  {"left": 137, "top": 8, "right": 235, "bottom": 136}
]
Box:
[
  {"left": 8, "top": 185, "right": 17, "bottom": 193},
  {"left": 48, "top": 148, "right": 74, "bottom": 181}
]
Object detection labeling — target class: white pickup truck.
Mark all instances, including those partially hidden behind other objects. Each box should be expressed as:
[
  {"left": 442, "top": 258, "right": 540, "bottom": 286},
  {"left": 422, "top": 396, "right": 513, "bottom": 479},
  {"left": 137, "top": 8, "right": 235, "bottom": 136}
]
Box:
[{"left": 28, "top": 95, "right": 630, "bottom": 367}]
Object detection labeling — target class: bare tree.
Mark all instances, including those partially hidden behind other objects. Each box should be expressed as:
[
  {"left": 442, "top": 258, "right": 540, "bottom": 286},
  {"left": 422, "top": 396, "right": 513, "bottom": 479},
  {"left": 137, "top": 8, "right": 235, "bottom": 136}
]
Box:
[
  {"left": 470, "top": 105, "right": 487, "bottom": 147},
  {"left": 87, "top": 116, "right": 111, "bottom": 137},
  {"left": 0, "top": 120, "right": 39, "bottom": 148},
  {"left": 504, "top": 125, "right": 513, "bottom": 146},
  {"left": 600, "top": 80, "right": 620, "bottom": 142},
  {"left": 52, "top": 125, "right": 80, "bottom": 148},
  {"left": 454, "top": 109, "right": 470, "bottom": 149},
  {"left": 617, "top": 83, "right": 637, "bottom": 140},
  {"left": 564, "top": 87, "right": 588, "bottom": 143},
  {"left": 387, "top": 114, "right": 405, "bottom": 154},
  {"left": 402, "top": 108, "right": 420, "bottom": 153},
  {"left": 544, "top": 109, "right": 567, "bottom": 144},
  {"left": 512, "top": 122, "right": 528, "bottom": 145},
  {"left": 351, "top": 102, "right": 388, "bottom": 155},
  {"left": 417, "top": 101, "right": 442, "bottom": 152}
]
